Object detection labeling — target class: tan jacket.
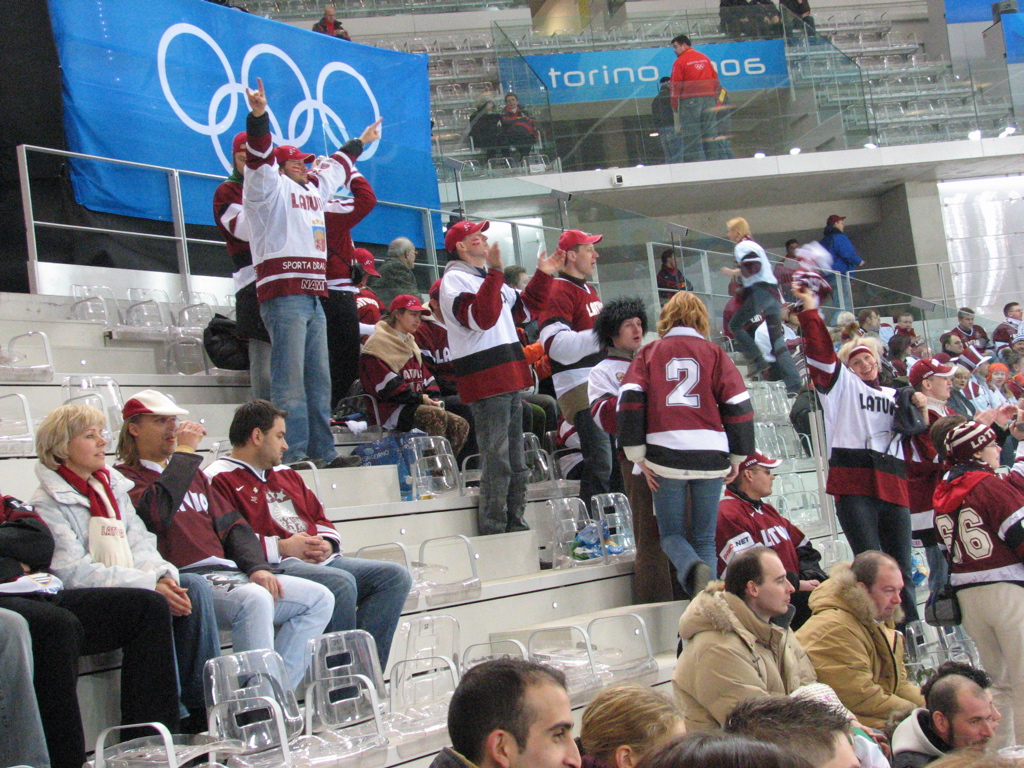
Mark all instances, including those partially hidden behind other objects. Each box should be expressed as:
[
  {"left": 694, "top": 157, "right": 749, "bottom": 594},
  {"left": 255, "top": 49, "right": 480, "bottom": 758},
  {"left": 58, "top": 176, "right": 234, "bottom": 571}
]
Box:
[
  {"left": 796, "top": 562, "right": 924, "bottom": 728},
  {"left": 672, "top": 581, "right": 818, "bottom": 732}
]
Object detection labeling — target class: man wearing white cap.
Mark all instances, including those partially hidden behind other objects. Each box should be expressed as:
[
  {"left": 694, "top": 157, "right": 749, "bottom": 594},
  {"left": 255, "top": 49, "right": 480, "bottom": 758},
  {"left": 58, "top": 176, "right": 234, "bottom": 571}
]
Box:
[
  {"left": 439, "top": 220, "right": 563, "bottom": 534},
  {"left": 716, "top": 451, "right": 826, "bottom": 629},
  {"left": 538, "top": 229, "right": 615, "bottom": 512},
  {"left": 115, "top": 390, "right": 333, "bottom": 691}
]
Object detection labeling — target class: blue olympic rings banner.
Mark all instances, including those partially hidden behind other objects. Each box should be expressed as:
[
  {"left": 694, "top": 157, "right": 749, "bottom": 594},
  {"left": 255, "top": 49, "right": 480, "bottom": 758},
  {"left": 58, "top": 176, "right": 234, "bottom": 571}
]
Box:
[
  {"left": 944, "top": 0, "right": 996, "bottom": 24},
  {"left": 501, "top": 40, "right": 789, "bottom": 105},
  {"left": 1003, "top": 13, "right": 1024, "bottom": 63},
  {"left": 48, "top": 0, "right": 439, "bottom": 246}
]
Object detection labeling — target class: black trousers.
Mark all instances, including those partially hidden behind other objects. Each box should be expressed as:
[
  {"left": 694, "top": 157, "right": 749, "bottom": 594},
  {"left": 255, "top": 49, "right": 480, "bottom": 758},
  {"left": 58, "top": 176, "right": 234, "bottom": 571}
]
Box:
[
  {"left": 321, "top": 290, "right": 361, "bottom": 410},
  {"left": 0, "top": 588, "right": 179, "bottom": 768}
]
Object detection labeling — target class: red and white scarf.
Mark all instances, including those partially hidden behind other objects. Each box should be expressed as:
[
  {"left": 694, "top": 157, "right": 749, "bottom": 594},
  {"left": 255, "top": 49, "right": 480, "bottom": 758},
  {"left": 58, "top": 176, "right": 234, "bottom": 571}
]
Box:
[{"left": 57, "top": 464, "right": 134, "bottom": 568}]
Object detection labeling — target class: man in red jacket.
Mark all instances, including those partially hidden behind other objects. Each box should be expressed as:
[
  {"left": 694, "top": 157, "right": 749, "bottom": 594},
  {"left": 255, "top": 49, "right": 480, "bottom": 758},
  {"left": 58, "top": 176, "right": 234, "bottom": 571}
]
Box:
[{"left": 669, "top": 35, "right": 722, "bottom": 162}]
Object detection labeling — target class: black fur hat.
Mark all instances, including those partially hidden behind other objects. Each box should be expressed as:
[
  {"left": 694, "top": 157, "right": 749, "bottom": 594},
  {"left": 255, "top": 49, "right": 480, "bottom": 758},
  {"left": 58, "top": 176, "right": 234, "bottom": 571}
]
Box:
[{"left": 594, "top": 296, "right": 649, "bottom": 348}]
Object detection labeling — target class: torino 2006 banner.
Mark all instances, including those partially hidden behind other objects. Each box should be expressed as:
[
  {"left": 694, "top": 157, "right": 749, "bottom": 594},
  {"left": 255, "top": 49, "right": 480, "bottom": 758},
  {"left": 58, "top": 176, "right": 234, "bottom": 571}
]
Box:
[{"left": 47, "top": 0, "right": 438, "bottom": 245}]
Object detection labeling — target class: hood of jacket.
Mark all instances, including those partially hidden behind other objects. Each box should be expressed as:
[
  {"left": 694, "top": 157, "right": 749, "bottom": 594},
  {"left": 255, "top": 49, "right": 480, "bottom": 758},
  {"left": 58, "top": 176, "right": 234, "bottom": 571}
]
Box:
[
  {"left": 443, "top": 258, "right": 488, "bottom": 278},
  {"left": 933, "top": 466, "right": 991, "bottom": 518},
  {"left": 678, "top": 581, "right": 776, "bottom": 651},
  {"left": 891, "top": 708, "right": 947, "bottom": 760},
  {"left": 33, "top": 461, "right": 134, "bottom": 508},
  {"left": 362, "top": 318, "right": 422, "bottom": 372},
  {"left": 807, "top": 561, "right": 902, "bottom": 627}
]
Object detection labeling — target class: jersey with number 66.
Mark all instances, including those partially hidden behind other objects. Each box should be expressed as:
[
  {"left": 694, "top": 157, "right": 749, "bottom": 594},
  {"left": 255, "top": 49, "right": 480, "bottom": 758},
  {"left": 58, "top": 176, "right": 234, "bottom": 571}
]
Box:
[
  {"left": 933, "top": 465, "right": 1024, "bottom": 588},
  {"left": 617, "top": 326, "right": 754, "bottom": 475}
]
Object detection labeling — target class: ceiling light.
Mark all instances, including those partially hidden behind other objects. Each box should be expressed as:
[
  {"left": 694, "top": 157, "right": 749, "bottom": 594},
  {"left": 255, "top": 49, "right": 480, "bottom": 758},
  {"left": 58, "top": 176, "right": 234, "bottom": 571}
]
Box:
[
  {"left": 999, "top": 126, "right": 1017, "bottom": 138},
  {"left": 864, "top": 142, "right": 878, "bottom": 149},
  {"left": 968, "top": 129, "right": 982, "bottom": 141},
  {"left": 649, "top": 132, "right": 660, "bottom": 137},
  {"left": 754, "top": 152, "right": 766, "bottom": 158},
  {"left": 789, "top": 147, "right": 802, "bottom": 155}
]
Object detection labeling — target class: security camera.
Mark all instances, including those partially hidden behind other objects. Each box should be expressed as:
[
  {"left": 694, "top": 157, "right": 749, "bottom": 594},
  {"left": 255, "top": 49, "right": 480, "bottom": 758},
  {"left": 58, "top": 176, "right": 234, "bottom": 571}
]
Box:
[{"left": 611, "top": 174, "right": 624, "bottom": 186}]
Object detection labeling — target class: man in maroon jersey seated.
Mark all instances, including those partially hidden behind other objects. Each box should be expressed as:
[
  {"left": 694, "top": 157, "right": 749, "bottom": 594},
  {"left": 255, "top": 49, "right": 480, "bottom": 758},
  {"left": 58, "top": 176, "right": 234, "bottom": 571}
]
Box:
[
  {"left": 716, "top": 451, "right": 826, "bottom": 629},
  {"left": 206, "top": 400, "right": 412, "bottom": 666}
]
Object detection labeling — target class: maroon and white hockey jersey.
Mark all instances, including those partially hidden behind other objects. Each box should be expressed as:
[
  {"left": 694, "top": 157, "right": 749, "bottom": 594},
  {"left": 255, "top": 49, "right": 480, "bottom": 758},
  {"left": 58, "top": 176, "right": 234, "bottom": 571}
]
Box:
[
  {"left": 324, "top": 152, "right": 376, "bottom": 293},
  {"left": 356, "top": 287, "right": 385, "bottom": 329},
  {"left": 415, "top": 318, "right": 457, "bottom": 395},
  {"left": 716, "top": 489, "right": 811, "bottom": 578},
  {"left": 933, "top": 464, "right": 1024, "bottom": 588},
  {"left": 799, "top": 308, "right": 909, "bottom": 506},
  {"left": 588, "top": 350, "right": 632, "bottom": 436},
  {"left": 902, "top": 404, "right": 952, "bottom": 547},
  {"left": 117, "top": 453, "right": 268, "bottom": 574},
  {"left": 359, "top": 323, "right": 440, "bottom": 428},
  {"left": 949, "top": 324, "right": 991, "bottom": 352},
  {"left": 244, "top": 111, "right": 358, "bottom": 303},
  {"left": 205, "top": 458, "right": 340, "bottom": 563},
  {"left": 438, "top": 261, "right": 551, "bottom": 404},
  {"left": 537, "top": 274, "right": 604, "bottom": 399},
  {"left": 617, "top": 326, "right": 754, "bottom": 474},
  {"left": 993, "top": 319, "right": 1020, "bottom": 351}
]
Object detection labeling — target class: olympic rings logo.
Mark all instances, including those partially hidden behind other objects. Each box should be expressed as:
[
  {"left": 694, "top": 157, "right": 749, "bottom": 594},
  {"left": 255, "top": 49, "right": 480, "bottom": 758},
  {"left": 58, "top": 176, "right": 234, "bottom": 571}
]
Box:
[{"left": 157, "top": 23, "right": 381, "bottom": 172}]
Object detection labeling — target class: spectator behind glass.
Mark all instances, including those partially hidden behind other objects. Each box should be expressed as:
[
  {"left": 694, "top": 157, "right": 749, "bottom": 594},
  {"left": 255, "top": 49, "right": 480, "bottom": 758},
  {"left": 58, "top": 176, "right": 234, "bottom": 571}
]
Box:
[
  {"left": 724, "top": 696, "right": 859, "bottom": 768},
  {"left": 651, "top": 77, "right": 680, "bottom": 163},
  {"left": 779, "top": 0, "right": 815, "bottom": 34},
  {"left": 774, "top": 239, "right": 801, "bottom": 302},
  {"left": 635, "top": 732, "right": 813, "bottom": 768},
  {"left": 888, "top": 334, "right": 914, "bottom": 377},
  {"left": 500, "top": 92, "right": 538, "bottom": 160},
  {"left": 656, "top": 249, "right": 689, "bottom": 298},
  {"left": 465, "top": 95, "right": 503, "bottom": 159},
  {"left": 428, "top": 658, "right": 581, "bottom": 768},
  {"left": 312, "top": 5, "right": 350, "bottom": 40},
  {"left": 580, "top": 684, "right": 684, "bottom": 768},
  {"left": 617, "top": 291, "right": 755, "bottom": 597}
]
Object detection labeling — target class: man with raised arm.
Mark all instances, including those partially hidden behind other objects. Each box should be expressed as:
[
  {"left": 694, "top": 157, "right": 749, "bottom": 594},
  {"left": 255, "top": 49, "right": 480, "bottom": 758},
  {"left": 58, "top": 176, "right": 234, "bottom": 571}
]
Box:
[
  {"left": 438, "top": 221, "right": 562, "bottom": 535},
  {"left": 242, "top": 77, "right": 377, "bottom": 467}
]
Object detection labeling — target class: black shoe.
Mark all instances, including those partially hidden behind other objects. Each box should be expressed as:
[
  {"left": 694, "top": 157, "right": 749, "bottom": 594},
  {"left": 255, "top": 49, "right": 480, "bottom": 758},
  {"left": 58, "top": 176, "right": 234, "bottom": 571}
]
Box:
[
  {"left": 506, "top": 520, "right": 531, "bottom": 533},
  {"left": 287, "top": 457, "right": 320, "bottom": 470},
  {"left": 325, "top": 455, "right": 361, "bottom": 468}
]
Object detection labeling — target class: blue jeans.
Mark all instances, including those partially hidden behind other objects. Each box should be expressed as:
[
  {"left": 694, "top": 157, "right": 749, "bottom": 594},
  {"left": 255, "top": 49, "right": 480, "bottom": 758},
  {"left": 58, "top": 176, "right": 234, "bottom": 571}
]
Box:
[
  {"left": 0, "top": 608, "right": 49, "bottom": 768},
  {"left": 260, "top": 294, "right": 337, "bottom": 464},
  {"left": 730, "top": 282, "right": 802, "bottom": 393},
  {"left": 469, "top": 390, "right": 529, "bottom": 534},
  {"left": 174, "top": 571, "right": 221, "bottom": 713},
  {"left": 279, "top": 556, "right": 412, "bottom": 667},
  {"left": 835, "top": 494, "right": 918, "bottom": 622},
  {"left": 651, "top": 476, "right": 724, "bottom": 592},
  {"left": 676, "top": 96, "right": 718, "bottom": 162},
  {"left": 203, "top": 571, "right": 334, "bottom": 690}
]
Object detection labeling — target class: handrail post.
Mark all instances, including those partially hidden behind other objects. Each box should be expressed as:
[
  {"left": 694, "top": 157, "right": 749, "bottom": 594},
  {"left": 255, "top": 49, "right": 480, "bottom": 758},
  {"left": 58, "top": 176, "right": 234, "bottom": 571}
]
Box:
[
  {"left": 167, "top": 168, "right": 193, "bottom": 297},
  {"left": 17, "top": 145, "right": 41, "bottom": 294},
  {"left": 423, "top": 207, "right": 438, "bottom": 285}
]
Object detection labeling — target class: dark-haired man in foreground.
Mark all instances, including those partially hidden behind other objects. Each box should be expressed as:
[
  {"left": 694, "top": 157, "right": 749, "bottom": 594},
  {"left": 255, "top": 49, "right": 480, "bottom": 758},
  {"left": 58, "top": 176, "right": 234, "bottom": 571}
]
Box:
[{"left": 429, "top": 658, "right": 581, "bottom": 768}]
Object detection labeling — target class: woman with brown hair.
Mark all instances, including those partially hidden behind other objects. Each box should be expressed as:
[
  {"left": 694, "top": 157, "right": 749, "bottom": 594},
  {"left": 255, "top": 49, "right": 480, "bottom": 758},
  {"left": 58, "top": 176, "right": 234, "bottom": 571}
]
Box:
[
  {"left": 359, "top": 294, "right": 469, "bottom": 454},
  {"left": 617, "top": 291, "right": 755, "bottom": 596},
  {"left": 636, "top": 732, "right": 813, "bottom": 768},
  {"left": 580, "top": 685, "right": 684, "bottom": 768}
]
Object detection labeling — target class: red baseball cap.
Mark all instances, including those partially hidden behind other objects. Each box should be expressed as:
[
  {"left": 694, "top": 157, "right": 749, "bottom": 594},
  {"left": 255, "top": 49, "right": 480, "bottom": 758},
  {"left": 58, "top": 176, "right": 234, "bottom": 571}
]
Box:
[
  {"left": 444, "top": 220, "right": 489, "bottom": 253},
  {"left": 274, "top": 145, "right": 315, "bottom": 165},
  {"left": 429, "top": 279, "right": 442, "bottom": 301},
  {"left": 826, "top": 214, "right": 846, "bottom": 227},
  {"left": 908, "top": 358, "right": 955, "bottom": 388},
  {"left": 738, "top": 451, "right": 783, "bottom": 473},
  {"left": 232, "top": 131, "right": 248, "bottom": 154},
  {"left": 389, "top": 294, "right": 430, "bottom": 314},
  {"left": 558, "top": 229, "right": 603, "bottom": 251},
  {"left": 352, "top": 248, "right": 379, "bottom": 277}
]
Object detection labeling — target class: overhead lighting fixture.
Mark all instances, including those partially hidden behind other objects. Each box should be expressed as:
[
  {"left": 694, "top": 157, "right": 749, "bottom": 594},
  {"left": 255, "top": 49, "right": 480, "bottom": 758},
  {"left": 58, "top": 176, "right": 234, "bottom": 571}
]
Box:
[
  {"left": 789, "top": 147, "right": 802, "bottom": 155},
  {"left": 968, "top": 129, "right": 983, "bottom": 141},
  {"left": 636, "top": 164, "right": 644, "bottom": 168},
  {"left": 999, "top": 126, "right": 1017, "bottom": 138},
  {"left": 864, "top": 142, "right": 878, "bottom": 149},
  {"left": 649, "top": 132, "right": 660, "bottom": 137},
  {"left": 754, "top": 152, "right": 766, "bottom": 159}
]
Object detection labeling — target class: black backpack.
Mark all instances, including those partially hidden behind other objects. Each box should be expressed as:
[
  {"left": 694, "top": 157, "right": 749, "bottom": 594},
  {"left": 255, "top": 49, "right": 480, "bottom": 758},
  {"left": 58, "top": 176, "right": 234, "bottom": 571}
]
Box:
[{"left": 203, "top": 314, "right": 249, "bottom": 371}]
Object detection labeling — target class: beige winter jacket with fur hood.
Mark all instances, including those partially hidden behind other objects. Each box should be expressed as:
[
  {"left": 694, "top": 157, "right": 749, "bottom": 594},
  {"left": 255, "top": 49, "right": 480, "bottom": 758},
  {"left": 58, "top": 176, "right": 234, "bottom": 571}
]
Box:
[
  {"left": 796, "top": 561, "right": 924, "bottom": 728},
  {"left": 672, "top": 581, "right": 818, "bottom": 732}
]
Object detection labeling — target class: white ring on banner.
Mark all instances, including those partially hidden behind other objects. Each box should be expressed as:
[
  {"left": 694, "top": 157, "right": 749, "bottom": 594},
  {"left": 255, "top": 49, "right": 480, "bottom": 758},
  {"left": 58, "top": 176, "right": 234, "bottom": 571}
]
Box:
[
  {"left": 157, "top": 24, "right": 382, "bottom": 171},
  {"left": 158, "top": 24, "right": 238, "bottom": 136}
]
